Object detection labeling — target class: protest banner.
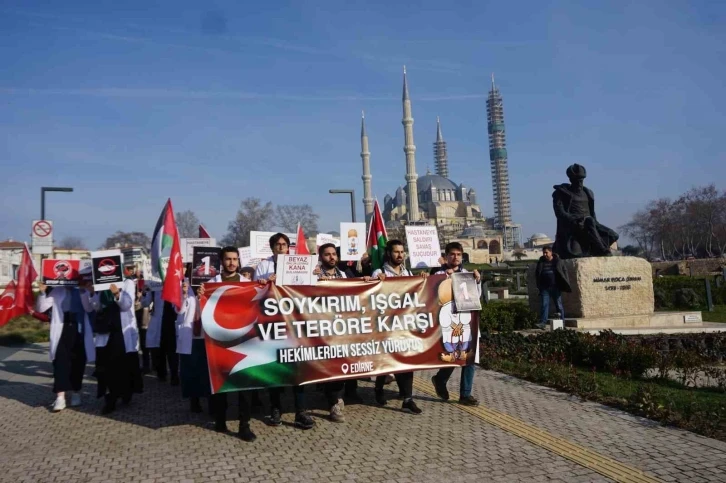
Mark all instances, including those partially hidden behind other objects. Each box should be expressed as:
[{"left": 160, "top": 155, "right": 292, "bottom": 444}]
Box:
[
  {"left": 339, "top": 222, "right": 366, "bottom": 261},
  {"left": 250, "top": 231, "right": 297, "bottom": 259},
  {"left": 91, "top": 250, "right": 124, "bottom": 291},
  {"left": 200, "top": 275, "right": 478, "bottom": 393},
  {"left": 142, "top": 257, "right": 163, "bottom": 291},
  {"left": 191, "top": 246, "right": 221, "bottom": 287},
  {"left": 180, "top": 237, "right": 217, "bottom": 263},
  {"left": 41, "top": 259, "right": 91, "bottom": 287},
  {"left": 315, "top": 233, "right": 340, "bottom": 250},
  {"left": 450, "top": 272, "right": 482, "bottom": 312},
  {"left": 274, "top": 254, "right": 318, "bottom": 286},
  {"left": 405, "top": 225, "right": 441, "bottom": 268}
]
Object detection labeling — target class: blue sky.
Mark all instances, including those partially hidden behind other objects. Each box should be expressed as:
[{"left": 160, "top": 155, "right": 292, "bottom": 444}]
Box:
[{"left": 1, "top": 0, "right": 724, "bottom": 248}]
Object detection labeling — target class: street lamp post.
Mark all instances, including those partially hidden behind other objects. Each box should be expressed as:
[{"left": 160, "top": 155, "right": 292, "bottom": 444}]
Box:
[
  {"left": 41, "top": 187, "right": 74, "bottom": 220},
  {"left": 329, "top": 189, "right": 356, "bottom": 223}
]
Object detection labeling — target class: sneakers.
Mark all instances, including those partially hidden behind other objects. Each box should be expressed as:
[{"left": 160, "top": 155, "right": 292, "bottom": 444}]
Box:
[
  {"left": 401, "top": 399, "right": 422, "bottom": 415},
  {"left": 329, "top": 399, "right": 345, "bottom": 423},
  {"left": 458, "top": 395, "right": 480, "bottom": 407},
  {"left": 237, "top": 425, "right": 257, "bottom": 442},
  {"left": 70, "top": 392, "right": 82, "bottom": 407},
  {"left": 266, "top": 408, "right": 282, "bottom": 427},
  {"left": 375, "top": 388, "right": 386, "bottom": 406},
  {"left": 294, "top": 411, "right": 315, "bottom": 430},
  {"left": 52, "top": 396, "right": 66, "bottom": 412},
  {"left": 431, "top": 375, "right": 449, "bottom": 401}
]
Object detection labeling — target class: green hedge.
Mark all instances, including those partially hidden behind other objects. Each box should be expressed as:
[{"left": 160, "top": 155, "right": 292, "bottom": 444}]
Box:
[
  {"left": 654, "top": 276, "right": 726, "bottom": 309},
  {"left": 480, "top": 301, "right": 538, "bottom": 332}
]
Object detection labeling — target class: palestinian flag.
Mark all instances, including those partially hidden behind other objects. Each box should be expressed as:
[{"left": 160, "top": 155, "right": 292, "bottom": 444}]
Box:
[
  {"left": 201, "top": 284, "right": 296, "bottom": 393},
  {"left": 366, "top": 200, "right": 388, "bottom": 271},
  {"left": 151, "top": 199, "right": 183, "bottom": 307}
]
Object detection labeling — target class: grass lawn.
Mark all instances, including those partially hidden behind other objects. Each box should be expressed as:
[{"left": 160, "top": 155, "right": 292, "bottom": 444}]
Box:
[
  {"left": 703, "top": 305, "right": 726, "bottom": 323},
  {"left": 0, "top": 315, "right": 50, "bottom": 346}
]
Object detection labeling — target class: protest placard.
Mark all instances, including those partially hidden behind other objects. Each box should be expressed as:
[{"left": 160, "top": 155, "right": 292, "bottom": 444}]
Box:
[
  {"left": 200, "top": 274, "right": 478, "bottom": 393},
  {"left": 41, "top": 259, "right": 91, "bottom": 287},
  {"left": 315, "top": 233, "right": 340, "bottom": 249},
  {"left": 238, "top": 246, "right": 263, "bottom": 268},
  {"left": 91, "top": 250, "right": 124, "bottom": 291},
  {"left": 274, "top": 254, "right": 318, "bottom": 286},
  {"left": 191, "top": 246, "right": 221, "bottom": 287},
  {"left": 405, "top": 225, "right": 441, "bottom": 268},
  {"left": 339, "top": 223, "right": 366, "bottom": 261},
  {"left": 250, "top": 232, "right": 297, "bottom": 259},
  {"left": 180, "top": 237, "right": 217, "bottom": 263},
  {"left": 451, "top": 272, "right": 482, "bottom": 312}
]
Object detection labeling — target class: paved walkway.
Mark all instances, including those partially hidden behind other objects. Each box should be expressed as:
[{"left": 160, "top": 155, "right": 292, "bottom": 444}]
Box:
[{"left": 1, "top": 344, "right": 725, "bottom": 482}]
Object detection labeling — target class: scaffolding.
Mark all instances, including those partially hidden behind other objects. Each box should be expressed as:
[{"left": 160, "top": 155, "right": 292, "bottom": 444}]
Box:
[
  {"left": 487, "top": 78, "right": 513, "bottom": 231},
  {"left": 433, "top": 117, "right": 449, "bottom": 178}
]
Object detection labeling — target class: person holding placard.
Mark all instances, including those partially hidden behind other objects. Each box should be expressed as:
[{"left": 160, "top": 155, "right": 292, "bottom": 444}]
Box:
[
  {"left": 198, "top": 246, "right": 259, "bottom": 442},
  {"left": 430, "top": 242, "right": 481, "bottom": 407},
  {"left": 371, "top": 240, "right": 427, "bottom": 415},
  {"left": 253, "top": 233, "right": 315, "bottom": 430},
  {"left": 82, "top": 278, "right": 142, "bottom": 414},
  {"left": 35, "top": 282, "right": 95, "bottom": 412}
]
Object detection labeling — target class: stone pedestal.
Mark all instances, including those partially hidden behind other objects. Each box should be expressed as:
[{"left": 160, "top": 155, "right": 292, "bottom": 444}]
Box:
[{"left": 527, "top": 256, "right": 654, "bottom": 318}]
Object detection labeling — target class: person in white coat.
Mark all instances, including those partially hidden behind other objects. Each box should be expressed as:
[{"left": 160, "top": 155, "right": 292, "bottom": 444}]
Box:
[
  {"left": 83, "top": 278, "right": 142, "bottom": 414},
  {"left": 36, "top": 283, "right": 96, "bottom": 412},
  {"left": 176, "top": 279, "right": 210, "bottom": 413},
  {"left": 141, "top": 289, "right": 177, "bottom": 383}
]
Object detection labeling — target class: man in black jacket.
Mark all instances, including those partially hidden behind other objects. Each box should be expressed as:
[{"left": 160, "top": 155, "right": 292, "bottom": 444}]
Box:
[{"left": 535, "top": 246, "right": 571, "bottom": 328}]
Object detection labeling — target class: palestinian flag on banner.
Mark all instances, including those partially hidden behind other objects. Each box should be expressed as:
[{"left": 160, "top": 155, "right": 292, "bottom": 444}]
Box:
[
  {"left": 151, "top": 199, "right": 183, "bottom": 307},
  {"left": 366, "top": 200, "right": 388, "bottom": 271},
  {"left": 201, "top": 284, "right": 296, "bottom": 393}
]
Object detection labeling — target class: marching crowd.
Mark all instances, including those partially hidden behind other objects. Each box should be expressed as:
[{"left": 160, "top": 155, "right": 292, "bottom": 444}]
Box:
[{"left": 35, "top": 233, "right": 482, "bottom": 443}]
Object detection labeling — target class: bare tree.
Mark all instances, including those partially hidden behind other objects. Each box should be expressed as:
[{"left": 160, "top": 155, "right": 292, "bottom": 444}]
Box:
[
  {"left": 175, "top": 210, "right": 200, "bottom": 239},
  {"left": 275, "top": 204, "right": 320, "bottom": 236},
  {"left": 221, "top": 198, "right": 275, "bottom": 247},
  {"left": 57, "top": 236, "right": 87, "bottom": 250},
  {"left": 101, "top": 231, "right": 151, "bottom": 250}
]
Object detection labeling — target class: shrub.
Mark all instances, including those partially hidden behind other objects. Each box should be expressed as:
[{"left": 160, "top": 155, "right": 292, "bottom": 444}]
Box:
[
  {"left": 654, "top": 286, "right": 672, "bottom": 310},
  {"left": 674, "top": 288, "right": 701, "bottom": 309},
  {"left": 480, "top": 301, "right": 538, "bottom": 332}
]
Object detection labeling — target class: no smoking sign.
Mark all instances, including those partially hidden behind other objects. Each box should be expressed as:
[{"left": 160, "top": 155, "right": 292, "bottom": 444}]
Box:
[{"left": 31, "top": 219, "right": 54, "bottom": 255}]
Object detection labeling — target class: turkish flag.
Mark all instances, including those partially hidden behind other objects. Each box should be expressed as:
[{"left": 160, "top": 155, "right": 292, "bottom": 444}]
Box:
[
  {"left": 0, "top": 281, "right": 20, "bottom": 327},
  {"left": 161, "top": 200, "right": 184, "bottom": 308},
  {"left": 15, "top": 244, "right": 37, "bottom": 317},
  {"left": 294, "top": 223, "right": 310, "bottom": 255},
  {"left": 199, "top": 224, "right": 212, "bottom": 238}
]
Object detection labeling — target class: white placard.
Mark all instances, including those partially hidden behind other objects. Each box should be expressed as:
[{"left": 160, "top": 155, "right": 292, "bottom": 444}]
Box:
[
  {"left": 339, "top": 223, "right": 366, "bottom": 261},
  {"left": 31, "top": 219, "right": 54, "bottom": 255},
  {"left": 405, "top": 225, "right": 441, "bottom": 268},
  {"left": 180, "top": 237, "right": 217, "bottom": 263},
  {"left": 250, "top": 231, "right": 297, "bottom": 259},
  {"left": 274, "top": 254, "right": 318, "bottom": 286},
  {"left": 238, "top": 246, "right": 263, "bottom": 268},
  {"left": 316, "top": 233, "right": 340, "bottom": 249}
]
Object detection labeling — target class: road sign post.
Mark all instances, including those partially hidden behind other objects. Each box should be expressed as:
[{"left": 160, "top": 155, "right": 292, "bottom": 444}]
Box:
[{"left": 31, "top": 220, "right": 54, "bottom": 255}]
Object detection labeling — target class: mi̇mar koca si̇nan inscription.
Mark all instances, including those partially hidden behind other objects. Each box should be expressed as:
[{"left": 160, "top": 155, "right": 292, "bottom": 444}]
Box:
[{"left": 591, "top": 276, "right": 643, "bottom": 291}]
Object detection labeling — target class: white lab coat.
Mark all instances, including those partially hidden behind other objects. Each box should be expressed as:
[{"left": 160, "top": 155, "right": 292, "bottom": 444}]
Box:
[
  {"left": 80, "top": 290, "right": 109, "bottom": 348},
  {"left": 175, "top": 290, "right": 199, "bottom": 355},
  {"left": 142, "top": 290, "right": 163, "bottom": 348},
  {"left": 253, "top": 257, "right": 276, "bottom": 281},
  {"left": 36, "top": 287, "right": 95, "bottom": 362},
  {"left": 82, "top": 279, "right": 139, "bottom": 354}
]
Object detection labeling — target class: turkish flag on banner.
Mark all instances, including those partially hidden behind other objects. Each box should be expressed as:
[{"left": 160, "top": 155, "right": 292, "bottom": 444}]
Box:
[{"left": 294, "top": 223, "right": 310, "bottom": 255}]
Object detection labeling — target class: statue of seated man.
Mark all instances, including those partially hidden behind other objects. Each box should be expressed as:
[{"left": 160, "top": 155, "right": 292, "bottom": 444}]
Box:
[{"left": 552, "top": 164, "right": 619, "bottom": 259}]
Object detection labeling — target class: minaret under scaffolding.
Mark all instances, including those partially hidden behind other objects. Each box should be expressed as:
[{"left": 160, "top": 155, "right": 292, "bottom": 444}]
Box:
[
  {"left": 433, "top": 116, "right": 448, "bottom": 178},
  {"left": 360, "top": 111, "right": 374, "bottom": 223},
  {"left": 487, "top": 74, "right": 521, "bottom": 248},
  {"left": 402, "top": 66, "right": 420, "bottom": 222}
]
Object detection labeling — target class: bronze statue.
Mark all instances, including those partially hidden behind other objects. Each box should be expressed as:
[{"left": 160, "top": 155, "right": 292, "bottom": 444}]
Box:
[{"left": 552, "top": 164, "right": 619, "bottom": 259}]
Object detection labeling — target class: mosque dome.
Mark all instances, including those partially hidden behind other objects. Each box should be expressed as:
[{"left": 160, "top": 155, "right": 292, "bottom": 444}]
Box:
[{"left": 417, "top": 173, "right": 458, "bottom": 193}]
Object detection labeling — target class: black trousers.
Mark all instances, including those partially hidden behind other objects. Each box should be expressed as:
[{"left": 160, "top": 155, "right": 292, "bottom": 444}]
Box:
[
  {"left": 269, "top": 386, "right": 305, "bottom": 413},
  {"left": 138, "top": 328, "right": 150, "bottom": 370},
  {"left": 52, "top": 313, "right": 86, "bottom": 394},
  {"left": 323, "top": 380, "right": 358, "bottom": 406},
  {"left": 212, "top": 392, "right": 251, "bottom": 427},
  {"left": 155, "top": 318, "right": 178, "bottom": 380},
  {"left": 375, "top": 372, "right": 413, "bottom": 399}
]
